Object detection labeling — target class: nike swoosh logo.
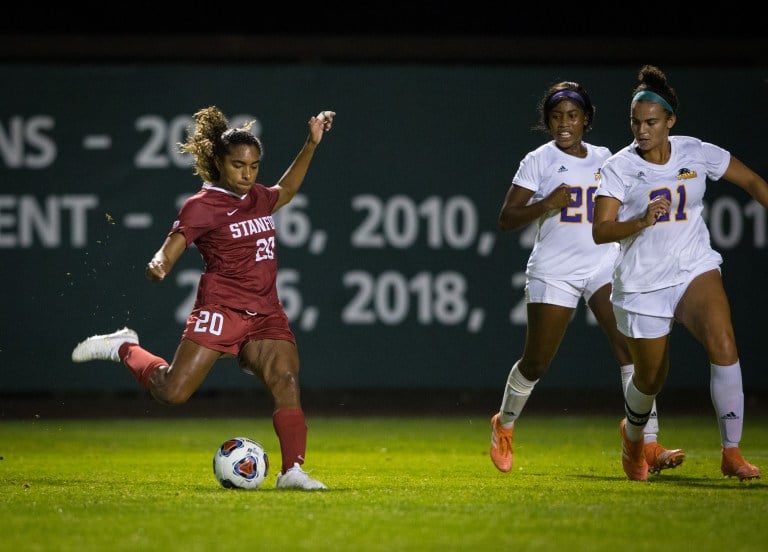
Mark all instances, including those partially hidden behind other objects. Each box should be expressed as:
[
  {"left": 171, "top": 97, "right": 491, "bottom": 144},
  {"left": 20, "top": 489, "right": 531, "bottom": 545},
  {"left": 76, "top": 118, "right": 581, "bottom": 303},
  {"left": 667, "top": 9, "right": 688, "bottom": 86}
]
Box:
[{"left": 227, "top": 209, "right": 239, "bottom": 216}]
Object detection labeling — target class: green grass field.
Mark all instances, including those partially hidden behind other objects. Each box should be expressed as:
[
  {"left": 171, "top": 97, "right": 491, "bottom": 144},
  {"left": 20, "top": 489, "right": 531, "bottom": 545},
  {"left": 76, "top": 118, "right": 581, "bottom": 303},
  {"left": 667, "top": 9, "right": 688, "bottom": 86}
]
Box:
[{"left": 1, "top": 415, "right": 766, "bottom": 551}]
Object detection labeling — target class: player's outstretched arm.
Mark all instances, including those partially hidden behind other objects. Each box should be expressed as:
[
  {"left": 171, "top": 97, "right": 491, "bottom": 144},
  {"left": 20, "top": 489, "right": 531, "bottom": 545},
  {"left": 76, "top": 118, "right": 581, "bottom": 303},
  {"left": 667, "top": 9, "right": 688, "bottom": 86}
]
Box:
[{"left": 272, "top": 110, "right": 335, "bottom": 213}]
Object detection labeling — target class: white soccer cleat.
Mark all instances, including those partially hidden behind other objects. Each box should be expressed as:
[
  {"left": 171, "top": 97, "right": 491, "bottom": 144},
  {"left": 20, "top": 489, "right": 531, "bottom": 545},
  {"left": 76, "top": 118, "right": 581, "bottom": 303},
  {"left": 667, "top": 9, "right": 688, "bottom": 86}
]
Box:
[
  {"left": 275, "top": 462, "right": 328, "bottom": 490},
  {"left": 71, "top": 327, "right": 139, "bottom": 363}
]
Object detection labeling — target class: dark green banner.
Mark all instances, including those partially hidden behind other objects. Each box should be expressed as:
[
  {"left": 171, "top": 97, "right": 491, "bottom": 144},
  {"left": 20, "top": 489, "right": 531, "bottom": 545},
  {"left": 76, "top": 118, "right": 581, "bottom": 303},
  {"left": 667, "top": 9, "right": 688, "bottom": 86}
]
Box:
[{"left": 1, "top": 64, "right": 766, "bottom": 393}]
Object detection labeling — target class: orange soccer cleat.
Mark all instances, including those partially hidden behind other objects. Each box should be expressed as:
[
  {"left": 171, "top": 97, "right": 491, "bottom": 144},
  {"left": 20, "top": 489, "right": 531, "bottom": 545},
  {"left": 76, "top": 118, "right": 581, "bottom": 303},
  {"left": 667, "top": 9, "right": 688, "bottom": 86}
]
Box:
[
  {"left": 490, "top": 413, "right": 514, "bottom": 473},
  {"left": 721, "top": 447, "right": 761, "bottom": 481},
  {"left": 620, "top": 418, "right": 648, "bottom": 481},
  {"left": 644, "top": 442, "right": 686, "bottom": 475}
]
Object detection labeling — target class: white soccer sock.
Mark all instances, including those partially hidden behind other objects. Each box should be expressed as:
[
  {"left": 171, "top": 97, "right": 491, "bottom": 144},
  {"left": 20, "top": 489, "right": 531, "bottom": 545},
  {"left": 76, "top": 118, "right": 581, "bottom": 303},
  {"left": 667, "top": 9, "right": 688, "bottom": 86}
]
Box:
[
  {"left": 710, "top": 361, "right": 744, "bottom": 448},
  {"left": 621, "top": 364, "right": 659, "bottom": 444},
  {"left": 498, "top": 360, "right": 538, "bottom": 427},
  {"left": 624, "top": 377, "right": 656, "bottom": 442}
]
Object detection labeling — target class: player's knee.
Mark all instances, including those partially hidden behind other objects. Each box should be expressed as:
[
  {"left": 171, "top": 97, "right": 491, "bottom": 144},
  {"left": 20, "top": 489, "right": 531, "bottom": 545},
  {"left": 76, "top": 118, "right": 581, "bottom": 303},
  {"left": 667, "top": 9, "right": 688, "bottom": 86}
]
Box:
[
  {"left": 149, "top": 384, "right": 193, "bottom": 406},
  {"left": 518, "top": 360, "right": 549, "bottom": 380},
  {"left": 706, "top": 330, "right": 738, "bottom": 364},
  {"left": 265, "top": 368, "right": 299, "bottom": 394}
]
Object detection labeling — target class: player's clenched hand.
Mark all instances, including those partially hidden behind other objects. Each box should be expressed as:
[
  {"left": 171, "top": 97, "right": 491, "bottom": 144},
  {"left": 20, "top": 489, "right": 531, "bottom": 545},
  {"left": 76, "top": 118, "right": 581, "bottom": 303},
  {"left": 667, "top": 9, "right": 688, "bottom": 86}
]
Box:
[
  {"left": 644, "top": 195, "right": 671, "bottom": 227},
  {"left": 308, "top": 110, "right": 335, "bottom": 144},
  {"left": 542, "top": 184, "right": 573, "bottom": 211},
  {"left": 145, "top": 259, "right": 167, "bottom": 281}
]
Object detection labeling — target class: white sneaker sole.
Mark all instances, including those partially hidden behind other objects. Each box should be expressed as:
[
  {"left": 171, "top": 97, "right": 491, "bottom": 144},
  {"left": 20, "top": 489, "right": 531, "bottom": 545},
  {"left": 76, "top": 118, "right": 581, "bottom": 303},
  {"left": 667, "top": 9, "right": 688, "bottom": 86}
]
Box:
[{"left": 71, "top": 327, "right": 138, "bottom": 362}]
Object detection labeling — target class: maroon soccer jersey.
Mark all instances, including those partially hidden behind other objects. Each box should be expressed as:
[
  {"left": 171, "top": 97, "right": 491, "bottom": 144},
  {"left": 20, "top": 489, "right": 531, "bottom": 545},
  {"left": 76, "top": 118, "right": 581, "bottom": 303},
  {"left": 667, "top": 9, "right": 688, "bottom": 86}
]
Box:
[{"left": 170, "top": 183, "right": 282, "bottom": 314}]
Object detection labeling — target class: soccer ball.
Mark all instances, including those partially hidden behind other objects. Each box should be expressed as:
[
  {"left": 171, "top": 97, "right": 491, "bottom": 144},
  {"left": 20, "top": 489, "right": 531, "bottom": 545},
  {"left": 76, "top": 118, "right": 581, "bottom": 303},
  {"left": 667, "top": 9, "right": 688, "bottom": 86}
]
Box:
[{"left": 213, "top": 437, "right": 269, "bottom": 490}]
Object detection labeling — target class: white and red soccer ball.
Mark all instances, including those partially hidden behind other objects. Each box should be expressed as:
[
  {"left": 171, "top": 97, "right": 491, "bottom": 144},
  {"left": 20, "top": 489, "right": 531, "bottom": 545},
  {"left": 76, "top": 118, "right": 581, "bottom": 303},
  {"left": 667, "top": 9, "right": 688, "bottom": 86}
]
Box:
[{"left": 213, "top": 437, "right": 269, "bottom": 490}]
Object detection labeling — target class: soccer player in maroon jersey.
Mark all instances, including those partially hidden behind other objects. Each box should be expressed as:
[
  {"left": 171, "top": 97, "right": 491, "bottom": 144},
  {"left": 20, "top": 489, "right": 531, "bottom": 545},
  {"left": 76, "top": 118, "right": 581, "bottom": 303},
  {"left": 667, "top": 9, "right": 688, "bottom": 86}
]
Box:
[{"left": 72, "top": 106, "right": 335, "bottom": 490}]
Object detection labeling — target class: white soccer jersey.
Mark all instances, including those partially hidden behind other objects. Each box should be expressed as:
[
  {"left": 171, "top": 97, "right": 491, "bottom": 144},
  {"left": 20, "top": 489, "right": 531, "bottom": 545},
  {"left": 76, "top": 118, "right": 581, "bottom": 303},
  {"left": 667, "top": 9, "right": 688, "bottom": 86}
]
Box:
[
  {"left": 513, "top": 140, "right": 618, "bottom": 280},
  {"left": 596, "top": 135, "right": 731, "bottom": 293}
]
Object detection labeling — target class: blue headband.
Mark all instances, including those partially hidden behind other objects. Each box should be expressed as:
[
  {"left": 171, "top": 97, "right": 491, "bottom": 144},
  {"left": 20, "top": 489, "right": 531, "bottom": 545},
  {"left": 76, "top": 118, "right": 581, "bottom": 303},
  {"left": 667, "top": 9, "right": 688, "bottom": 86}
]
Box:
[
  {"left": 549, "top": 89, "right": 585, "bottom": 107},
  {"left": 632, "top": 90, "right": 674, "bottom": 114}
]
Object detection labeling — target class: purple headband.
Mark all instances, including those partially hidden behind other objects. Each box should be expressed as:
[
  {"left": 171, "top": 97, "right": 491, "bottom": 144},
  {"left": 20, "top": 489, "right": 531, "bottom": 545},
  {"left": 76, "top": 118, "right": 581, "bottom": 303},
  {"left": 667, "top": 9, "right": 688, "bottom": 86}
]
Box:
[{"left": 549, "top": 89, "right": 585, "bottom": 107}]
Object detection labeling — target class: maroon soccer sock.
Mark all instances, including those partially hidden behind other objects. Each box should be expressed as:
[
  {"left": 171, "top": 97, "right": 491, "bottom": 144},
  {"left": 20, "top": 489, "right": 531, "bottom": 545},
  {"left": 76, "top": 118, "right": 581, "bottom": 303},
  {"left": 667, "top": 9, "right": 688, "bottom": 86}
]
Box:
[
  {"left": 119, "top": 343, "right": 168, "bottom": 389},
  {"left": 272, "top": 408, "right": 308, "bottom": 473}
]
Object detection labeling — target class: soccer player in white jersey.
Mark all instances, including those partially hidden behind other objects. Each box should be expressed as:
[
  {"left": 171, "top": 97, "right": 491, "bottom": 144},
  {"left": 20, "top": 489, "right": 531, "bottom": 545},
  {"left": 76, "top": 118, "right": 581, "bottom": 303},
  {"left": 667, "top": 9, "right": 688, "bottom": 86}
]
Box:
[
  {"left": 593, "top": 65, "right": 768, "bottom": 481},
  {"left": 489, "top": 81, "right": 683, "bottom": 474}
]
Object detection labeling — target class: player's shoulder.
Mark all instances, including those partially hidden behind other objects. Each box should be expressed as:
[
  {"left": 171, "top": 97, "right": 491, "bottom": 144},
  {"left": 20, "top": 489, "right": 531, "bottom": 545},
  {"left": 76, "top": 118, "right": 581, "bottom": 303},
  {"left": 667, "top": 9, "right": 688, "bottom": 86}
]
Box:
[
  {"left": 521, "top": 140, "right": 555, "bottom": 160},
  {"left": 176, "top": 186, "right": 208, "bottom": 211},
  {"left": 584, "top": 142, "right": 612, "bottom": 161},
  {"left": 670, "top": 135, "right": 706, "bottom": 151},
  {"left": 670, "top": 135, "right": 729, "bottom": 157},
  {"left": 671, "top": 136, "right": 730, "bottom": 175},
  {"left": 515, "top": 142, "right": 554, "bottom": 176},
  {"left": 602, "top": 143, "right": 638, "bottom": 170},
  {"left": 250, "top": 183, "right": 276, "bottom": 196}
]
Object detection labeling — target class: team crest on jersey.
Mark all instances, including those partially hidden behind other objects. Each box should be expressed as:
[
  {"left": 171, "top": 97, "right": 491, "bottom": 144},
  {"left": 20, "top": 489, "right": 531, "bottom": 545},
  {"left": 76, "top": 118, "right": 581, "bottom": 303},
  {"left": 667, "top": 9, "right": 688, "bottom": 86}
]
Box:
[
  {"left": 594, "top": 168, "right": 601, "bottom": 181},
  {"left": 676, "top": 167, "right": 697, "bottom": 180}
]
